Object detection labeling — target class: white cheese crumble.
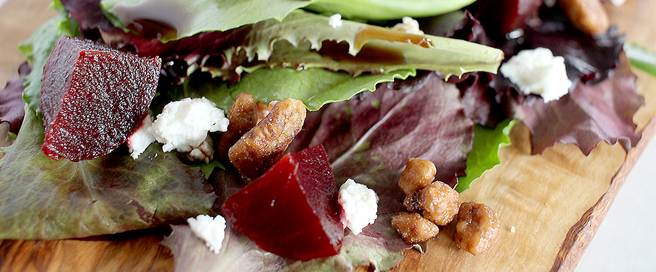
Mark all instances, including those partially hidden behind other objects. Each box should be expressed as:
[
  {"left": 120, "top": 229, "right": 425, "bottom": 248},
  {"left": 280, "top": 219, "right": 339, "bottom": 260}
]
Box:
[
  {"left": 610, "top": 0, "right": 626, "bottom": 6},
  {"left": 127, "top": 114, "right": 156, "bottom": 159},
  {"left": 338, "top": 179, "right": 379, "bottom": 235},
  {"left": 149, "top": 97, "right": 229, "bottom": 153},
  {"left": 187, "top": 214, "right": 226, "bottom": 254},
  {"left": 328, "top": 14, "right": 342, "bottom": 28},
  {"left": 500, "top": 47, "right": 572, "bottom": 103},
  {"left": 391, "top": 17, "right": 424, "bottom": 35}
]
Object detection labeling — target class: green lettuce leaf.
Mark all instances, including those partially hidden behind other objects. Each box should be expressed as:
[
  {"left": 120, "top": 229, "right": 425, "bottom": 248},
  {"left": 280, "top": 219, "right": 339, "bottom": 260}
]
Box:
[
  {"left": 100, "top": 0, "right": 477, "bottom": 41},
  {"left": 0, "top": 108, "right": 217, "bottom": 239},
  {"left": 625, "top": 42, "right": 656, "bottom": 77},
  {"left": 101, "top": 0, "right": 311, "bottom": 41},
  {"left": 455, "top": 119, "right": 515, "bottom": 193},
  {"left": 19, "top": 0, "right": 81, "bottom": 117},
  {"left": 154, "top": 68, "right": 415, "bottom": 113},
  {"left": 209, "top": 11, "right": 504, "bottom": 80},
  {"left": 217, "top": 68, "right": 416, "bottom": 111},
  {"left": 306, "top": 0, "right": 476, "bottom": 20}
]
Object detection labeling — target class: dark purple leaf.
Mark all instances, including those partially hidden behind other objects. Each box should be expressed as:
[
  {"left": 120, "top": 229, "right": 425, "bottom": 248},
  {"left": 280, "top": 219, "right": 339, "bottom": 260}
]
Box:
[
  {"left": 522, "top": 6, "right": 625, "bottom": 85},
  {"left": 61, "top": 0, "right": 243, "bottom": 59},
  {"left": 515, "top": 57, "right": 642, "bottom": 155},
  {"left": 421, "top": 10, "right": 516, "bottom": 128},
  {"left": 426, "top": 6, "right": 640, "bottom": 156},
  {"left": 60, "top": 0, "right": 114, "bottom": 39},
  {"left": 0, "top": 62, "right": 31, "bottom": 133},
  {"left": 291, "top": 72, "right": 473, "bottom": 186},
  {"left": 419, "top": 10, "right": 494, "bottom": 47},
  {"left": 467, "top": 0, "right": 543, "bottom": 37}
]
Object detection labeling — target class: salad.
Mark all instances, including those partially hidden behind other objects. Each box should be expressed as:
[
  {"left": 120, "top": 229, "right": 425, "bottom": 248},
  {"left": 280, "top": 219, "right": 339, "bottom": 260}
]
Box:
[{"left": 0, "top": 0, "right": 652, "bottom": 271}]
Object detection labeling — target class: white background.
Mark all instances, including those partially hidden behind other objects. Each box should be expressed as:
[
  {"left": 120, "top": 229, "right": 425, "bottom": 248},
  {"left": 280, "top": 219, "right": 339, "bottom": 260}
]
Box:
[{"left": 576, "top": 135, "right": 656, "bottom": 271}]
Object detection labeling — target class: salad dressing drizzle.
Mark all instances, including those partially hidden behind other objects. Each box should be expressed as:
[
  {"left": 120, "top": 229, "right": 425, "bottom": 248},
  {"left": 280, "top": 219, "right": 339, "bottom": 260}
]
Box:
[
  {"left": 317, "top": 26, "right": 438, "bottom": 65},
  {"left": 354, "top": 26, "right": 434, "bottom": 50}
]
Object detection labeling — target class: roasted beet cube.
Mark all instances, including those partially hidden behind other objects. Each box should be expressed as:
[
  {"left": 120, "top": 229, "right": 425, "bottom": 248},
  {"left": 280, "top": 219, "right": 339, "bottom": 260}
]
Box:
[
  {"left": 220, "top": 145, "right": 344, "bottom": 261},
  {"left": 39, "top": 36, "right": 161, "bottom": 161}
]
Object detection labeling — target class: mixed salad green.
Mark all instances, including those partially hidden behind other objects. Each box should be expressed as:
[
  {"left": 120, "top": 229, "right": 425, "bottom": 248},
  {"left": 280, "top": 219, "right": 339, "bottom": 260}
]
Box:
[{"left": 0, "top": 0, "right": 647, "bottom": 271}]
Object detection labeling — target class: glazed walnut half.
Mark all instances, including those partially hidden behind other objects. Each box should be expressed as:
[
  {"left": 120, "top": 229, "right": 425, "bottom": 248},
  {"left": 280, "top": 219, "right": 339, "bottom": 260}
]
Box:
[
  {"left": 558, "top": 0, "right": 609, "bottom": 36},
  {"left": 216, "top": 93, "right": 259, "bottom": 162},
  {"left": 403, "top": 180, "right": 460, "bottom": 226},
  {"left": 391, "top": 212, "right": 440, "bottom": 243},
  {"left": 454, "top": 202, "right": 500, "bottom": 255},
  {"left": 398, "top": 158, "right": 436, "bottom": 195},
  {"left": 228, "top": 98, "right": 306, "bottom": 181}
]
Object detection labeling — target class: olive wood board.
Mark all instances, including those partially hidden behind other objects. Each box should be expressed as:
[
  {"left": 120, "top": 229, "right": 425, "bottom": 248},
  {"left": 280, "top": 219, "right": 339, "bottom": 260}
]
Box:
[{"left": 0, "top": 0, "right": 655, "bottom": 271}]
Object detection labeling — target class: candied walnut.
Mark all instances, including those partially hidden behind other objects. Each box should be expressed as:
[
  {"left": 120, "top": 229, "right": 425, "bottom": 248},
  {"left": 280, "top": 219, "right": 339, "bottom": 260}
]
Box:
[
  {"left": 216, "top": 93, "right": 259, "bottom": 162},
  {"left": 398, "top": 158, "right": 436, "bottom": 195},
  {"left": 403, "top": 191, "right": 421, "bottom": 212},
  {"left": 455, "top": 202, "right": 500, "bottom": 256},
  {"left": 418, "top": 181, "right": 459, "bottom": 226},
  {"left": 185, "top": 134, "right": 214, "bottom": 164},
  {"left": 228, "top": 99, "right": 306, "bottom": 181},
  {"left": 391, "top": 212, "right": 439, "bottom": 243},
  {"left": 256, "top": 101, "right": 277, "bottom": 123},
  {"left": 558, "top": 0, "right": 609, "bottom": 36}
]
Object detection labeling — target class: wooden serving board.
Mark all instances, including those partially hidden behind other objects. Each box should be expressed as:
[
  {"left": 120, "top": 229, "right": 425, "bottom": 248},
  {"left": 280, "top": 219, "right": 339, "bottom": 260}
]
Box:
[{"left": 0, "top": 0, "right": 654, "bottom": 271}]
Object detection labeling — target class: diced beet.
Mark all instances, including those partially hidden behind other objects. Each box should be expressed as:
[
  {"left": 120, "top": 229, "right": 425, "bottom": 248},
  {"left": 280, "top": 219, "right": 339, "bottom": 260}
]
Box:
[
  {"left": 39, "top": 36, "right": 161, "bottom": 162},
  {"left": 220, "top": 145, "right": 344, "bottom": 261},
  {"left": 471, "top": 0, "right": 543, "bottom": 36}
]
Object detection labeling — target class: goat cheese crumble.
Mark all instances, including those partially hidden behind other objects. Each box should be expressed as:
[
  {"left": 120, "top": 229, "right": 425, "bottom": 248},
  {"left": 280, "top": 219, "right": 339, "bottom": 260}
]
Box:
[
  {"left": 392, "top": 17, "right": 424, "bottom": 35},
  {"left": 126, "top": 97, "right": 229, "bottom": 160},
  {"left": 187, "top": 215, "right": 227, "bottom": 254},
  {"left": 328, "top": 14, "right": 342, "bottom": 28},
  {"left": 500, "top": 47, "right": 572, "bottom": 103},
  {"left": 610, "top": 0, "right": 626, "bottom": 6},
  {"left": 149, "top": 97, "right": 229, "bottom": 153},
  {"left": 338, "top": 179, "right": 379, "bottom": 235},
  {"left": 127, "top": 114, "right": 155, "bottom": 159}
]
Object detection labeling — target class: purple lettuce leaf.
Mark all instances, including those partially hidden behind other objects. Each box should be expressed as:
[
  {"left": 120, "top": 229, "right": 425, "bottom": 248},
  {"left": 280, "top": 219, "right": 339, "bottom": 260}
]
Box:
[
  {"left": 499, "top": 6, "right": 642, "bottom": 155},
  {"left": 290, "top": 72, "right": 473, "bottom": 187},
  {"left": 514, "top": 57, "right": 642, "bottom": 155},
  {"left": 164, "top": 71, "right": 474, "bottom": 271},
  {"left": 61, "top": 0, "right": 245, "bottom": 61},
  {"left": 61, "top": 1, "right": 503, "bottom": 84},
  {"left": 420, "top": 10, "right": 514, "bottom": 128},
  {"left": 418, "top": 10, "right": 493, "bottom": 47},
  {"left": 60, "top": 0, "right": 114, "bottom": 38},
  {"left": 0, "top": 63, "right": 30, "bottom": 133},
  {"left": 0, "top": 108, "right": 217, "bottom": 239},
  {"left": 520, "top": 5, "right": 625, "bottom": 85},
  {"left": 423, "top": 7, "right": 642, "bottom": 155}
]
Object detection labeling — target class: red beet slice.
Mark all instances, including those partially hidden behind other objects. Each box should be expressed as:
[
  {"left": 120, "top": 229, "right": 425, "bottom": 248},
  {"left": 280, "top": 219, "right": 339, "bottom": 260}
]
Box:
[
  {"left": 220, "top": 145, "right": 344, "bottom": 261},
  {"left": 39, "top": 36, "right": 161, "bottom": 161}
]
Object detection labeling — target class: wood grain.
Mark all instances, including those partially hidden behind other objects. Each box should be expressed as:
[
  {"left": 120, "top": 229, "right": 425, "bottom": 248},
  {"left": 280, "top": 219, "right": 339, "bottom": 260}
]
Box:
[
  {"left": 0, "top": 0, "right": 655, "bottom": 271},
  {"left": 0, "top": 0, "right": 55, "bottom": 86},
  {"left": 0, "top": 230, "right": 173, "bottom": 272}
]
